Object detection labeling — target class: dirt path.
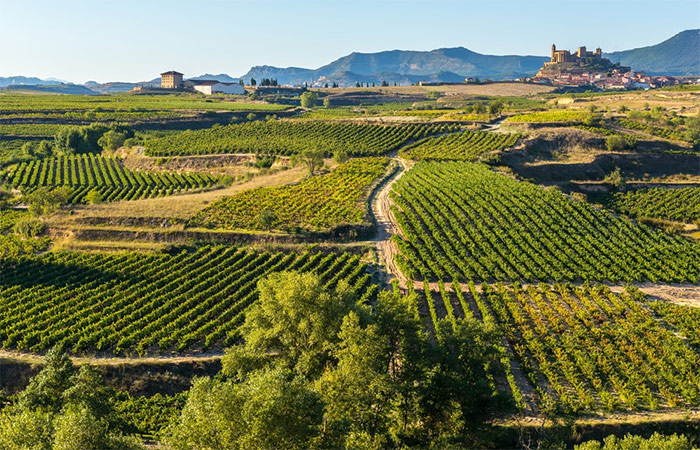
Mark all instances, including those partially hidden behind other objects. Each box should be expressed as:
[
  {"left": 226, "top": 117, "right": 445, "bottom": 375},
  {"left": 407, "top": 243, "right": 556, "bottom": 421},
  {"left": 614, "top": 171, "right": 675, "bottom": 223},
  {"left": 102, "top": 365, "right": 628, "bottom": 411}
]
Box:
[{"left": 368, "top": 152, "right": 412, "bottom": 288}]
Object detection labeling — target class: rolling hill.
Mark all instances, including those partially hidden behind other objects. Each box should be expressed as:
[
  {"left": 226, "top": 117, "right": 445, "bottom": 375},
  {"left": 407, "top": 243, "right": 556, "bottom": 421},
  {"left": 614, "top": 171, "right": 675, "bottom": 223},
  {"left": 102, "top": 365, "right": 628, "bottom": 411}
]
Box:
[{"left": 605, "top": 29, "right": 700, "bottom": 76}]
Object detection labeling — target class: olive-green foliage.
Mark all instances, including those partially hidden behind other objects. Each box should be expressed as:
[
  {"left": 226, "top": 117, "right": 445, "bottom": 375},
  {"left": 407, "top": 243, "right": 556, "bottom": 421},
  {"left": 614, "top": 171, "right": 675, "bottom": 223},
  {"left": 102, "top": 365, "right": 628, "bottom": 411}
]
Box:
[
  {"left": 300, "top": 91, "right": 319, "bottom": 108},
  {"left": 84, "top": 189, "right": 103, "bottom": 205},
  {"left": 166, "top": 271, "right": 506, "bottom": 449},
  {"left": 605, "top": 134, "right": 637, "bottom": 151},
  {"left": 575, "top": 432, "right": 694, "bottom": 450},
  {"left": 26, "top": 186, "right": 71, "bottom": 216},
  {"left": 54, "top": 123, "right": 134, "bottom": 155},
  {"left": 0, "top": 348, "right": 144, "bottom": 450},
  {"left": 12, "top": 216, "right": 45, "bottom": 238}
]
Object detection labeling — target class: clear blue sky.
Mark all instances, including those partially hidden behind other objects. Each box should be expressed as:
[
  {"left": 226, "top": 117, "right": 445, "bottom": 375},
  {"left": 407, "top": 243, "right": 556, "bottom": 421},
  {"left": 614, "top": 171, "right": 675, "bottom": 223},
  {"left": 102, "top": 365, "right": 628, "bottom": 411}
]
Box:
[{"left": 1, "top": 0, "right": 698, "bottom": 83}]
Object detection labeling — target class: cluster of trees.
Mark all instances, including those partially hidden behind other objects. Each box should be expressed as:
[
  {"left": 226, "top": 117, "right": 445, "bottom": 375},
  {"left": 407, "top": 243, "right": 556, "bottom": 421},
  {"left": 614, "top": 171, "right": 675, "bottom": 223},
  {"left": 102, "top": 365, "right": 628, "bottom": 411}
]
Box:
[
  {"left": 0, "top": 348, "right": 144, "bottom": 450},
  {"left": 164, "top": 272, "right": 508, "bottom": 449},
  {"left": 249, "top": 78, "right": 278, "bottom": 86},
  {"left": 21, "top": 123, "right": 135, "bottom": 159}
]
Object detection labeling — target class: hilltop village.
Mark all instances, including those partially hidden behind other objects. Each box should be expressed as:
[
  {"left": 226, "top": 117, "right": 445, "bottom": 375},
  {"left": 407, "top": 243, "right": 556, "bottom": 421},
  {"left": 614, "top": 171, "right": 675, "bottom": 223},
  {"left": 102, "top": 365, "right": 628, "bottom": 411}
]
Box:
[{"left": 531, "top": 44, "right": 679, "bottom": 89}]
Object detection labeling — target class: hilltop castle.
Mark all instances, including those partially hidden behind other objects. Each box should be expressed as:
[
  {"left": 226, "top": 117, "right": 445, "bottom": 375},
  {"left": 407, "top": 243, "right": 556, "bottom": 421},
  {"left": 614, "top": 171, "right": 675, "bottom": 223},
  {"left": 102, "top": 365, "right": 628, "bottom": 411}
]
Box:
[{"left": 546, "top": 44, "right": 602, "bottom": 66}]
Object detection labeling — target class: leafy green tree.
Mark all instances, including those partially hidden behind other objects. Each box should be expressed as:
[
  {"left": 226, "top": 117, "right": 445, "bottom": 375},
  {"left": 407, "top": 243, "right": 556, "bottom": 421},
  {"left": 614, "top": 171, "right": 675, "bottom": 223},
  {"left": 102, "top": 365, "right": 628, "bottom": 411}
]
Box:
[
  {"left": 26, "top": 187, "right": 71, "bottom": 216},
  {"left": 98, "top": 129, "right": 127, "bottom": 151},
  {"left": 223, "top": 272, "right": 361, "bottom": 379},
  {"left": 333, "top": 149, "right": 349, "bottom": 164},
  {"left": 323, "top": 96, "right": 332, "bottom": 107},
  {"left": 488, "top": 100, "right": 504, "bottom": 115},
  {"left": 300, "top": 91, "right": 319, "bottom": 108},
  {"left": 292, "top": 148, "right": 324, "bottom": 176},
  {"left": 84, "top": 189, "right": 103, "bottom": 205},
  {"left": 0, "top": 348, "right": 143, "bottom": 449},
  {"left": 166, "top": 369, "right": 322, "bottom": 450},
  {"left": 13, "top": 217, "right": 45, "bottom": 238}
]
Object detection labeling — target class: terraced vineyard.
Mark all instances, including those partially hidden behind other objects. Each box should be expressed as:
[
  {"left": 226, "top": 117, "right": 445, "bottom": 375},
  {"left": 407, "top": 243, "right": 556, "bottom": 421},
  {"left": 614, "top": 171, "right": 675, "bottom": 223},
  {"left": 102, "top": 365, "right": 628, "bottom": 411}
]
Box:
[
  {"left": 0, "top": 247, "right": 377, "bottom": 355},
  {"left": 192, "top": 157, "right": 388, "bottom": 231},
  {"left": 145, "top": 121, "right": 457, "bottom": 156},
  {"left": 419, "top": 282, "right": 700, "bottom": 413},
  {"left": 505, "top": 110, "right": 593, "bottom": 123},
  {"left": 400, "top": 130, "right": 519, "bottom": 161},
  {"left": 600, "top": 187, "right": 700, "bottom": 223},
  {"left": 3, "top": 154, "right": 218, "bottom": 203},
  {"left": 390, "top": 162, "right": 700, "bottom": 283}
]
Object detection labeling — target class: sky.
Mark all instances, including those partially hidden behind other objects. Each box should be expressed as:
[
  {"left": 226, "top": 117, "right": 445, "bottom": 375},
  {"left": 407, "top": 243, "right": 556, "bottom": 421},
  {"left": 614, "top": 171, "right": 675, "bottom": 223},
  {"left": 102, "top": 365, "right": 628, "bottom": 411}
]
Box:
[{"left": 1, "top": 0, "right": 698, "bottom": 84}]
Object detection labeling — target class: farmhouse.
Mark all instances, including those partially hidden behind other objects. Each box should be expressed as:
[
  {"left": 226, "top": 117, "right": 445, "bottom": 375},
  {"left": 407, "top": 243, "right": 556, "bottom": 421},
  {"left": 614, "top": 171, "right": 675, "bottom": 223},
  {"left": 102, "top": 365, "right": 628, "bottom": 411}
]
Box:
[
  {"left": 187, "top": 80, "right": 246, "bottom": 95},
  {"left": 160, "top": 71, "right": 184, "bottom": 89}
]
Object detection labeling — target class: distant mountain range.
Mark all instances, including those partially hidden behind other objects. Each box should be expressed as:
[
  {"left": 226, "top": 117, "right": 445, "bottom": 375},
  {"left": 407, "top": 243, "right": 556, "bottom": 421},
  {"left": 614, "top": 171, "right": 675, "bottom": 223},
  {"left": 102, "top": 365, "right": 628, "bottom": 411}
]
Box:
[
  {"left": 604, "top": 29, "right": 699, "bottom": 76},
  {"left": 2, "top": 30, "right": 697, "bottom": 93}
]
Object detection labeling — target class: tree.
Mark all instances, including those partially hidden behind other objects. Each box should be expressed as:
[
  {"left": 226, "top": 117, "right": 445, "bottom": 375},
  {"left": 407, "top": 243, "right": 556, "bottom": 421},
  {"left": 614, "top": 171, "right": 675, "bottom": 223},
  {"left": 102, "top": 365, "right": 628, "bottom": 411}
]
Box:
[
  {"left": 292, "top": 148, "right": 324, "bottom": 176},
  {"left": 333, "top": 149, "right": 348, "bottom": 164},
  {"left": 488, "top": 100, "right": 504, "bottom": 115},
  {"left": 13, "top": 217, "right": 45, "bottom": 238},
  {"left": 323, "top": 97, "right": 332, "bottom": 108},
  {"left": 300, "top": 91, "right": 319, "bottom": 108},
  {"left": 381, "top": 80, "right": 388, "bottom": 87},
  {"left": 97, "top": 129, "right": 127, "bottom": 151},
  {"left": 257, "top": 207, "right": 278, "bottom": 230},
  {"left": 250, "top": 78, "right": 256, "bottom": 86},
  {"left": 26, "top": 187, "right": 71, "bottom": 216},
  {"left": 0, "top": 348, "right": 143, "bottom": 450},
  {"left": 222, "top": 272, "right": 361, "bottom": 379},
  {"left": 165, "top": 369, "right": 322, "bottom": 450}
]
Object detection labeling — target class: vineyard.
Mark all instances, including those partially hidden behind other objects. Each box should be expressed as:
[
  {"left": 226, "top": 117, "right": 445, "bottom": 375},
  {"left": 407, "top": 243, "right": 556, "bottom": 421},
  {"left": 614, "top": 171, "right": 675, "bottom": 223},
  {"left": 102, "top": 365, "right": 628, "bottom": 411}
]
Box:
[
  {"left": 400, "top": 130, "right": 519, "bottom": 161},
  {"left": 617, "top": 118, "right": 688, "bottom": 142},
  {"left": 0, "top": 247, "right": 377, "bottom": 355},
  {"left": 144, "top": 121, "right": 457, "bottom": 156},
  {"left": 3, "top": 154, "right": 219, "bottom": 203},
  {"left": 191, "top": 157, "right": 388, "bottom": 231},
  {"left": 418, "top": 282, "right": 700, "bottom": 413},
  {"left": 505, "top": 110, "right": 594, "bottom": 123},
  {"left": 600, "top": 187, "right": 700, "bottom": 223},
  {"left": 0, "top": 93, "right": 289, "bottom": 112},
  {"left": 390, "top": 162, "right": 700, "bottom": 283}
]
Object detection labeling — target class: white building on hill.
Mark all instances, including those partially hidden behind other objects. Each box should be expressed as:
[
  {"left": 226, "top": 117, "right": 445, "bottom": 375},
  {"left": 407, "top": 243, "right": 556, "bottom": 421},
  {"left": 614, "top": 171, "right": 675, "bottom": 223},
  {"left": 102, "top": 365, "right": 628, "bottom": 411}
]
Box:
[{"left": 187, "top": 80, "right": 245, "bottom": 95}]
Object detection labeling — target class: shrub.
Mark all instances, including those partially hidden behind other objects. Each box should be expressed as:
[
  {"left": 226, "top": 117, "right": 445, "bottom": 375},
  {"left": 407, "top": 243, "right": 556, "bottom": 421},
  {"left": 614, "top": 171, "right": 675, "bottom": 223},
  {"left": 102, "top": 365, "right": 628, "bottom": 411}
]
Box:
[{"left": 13, "top": 217, "right": 46, "bottom": 238}]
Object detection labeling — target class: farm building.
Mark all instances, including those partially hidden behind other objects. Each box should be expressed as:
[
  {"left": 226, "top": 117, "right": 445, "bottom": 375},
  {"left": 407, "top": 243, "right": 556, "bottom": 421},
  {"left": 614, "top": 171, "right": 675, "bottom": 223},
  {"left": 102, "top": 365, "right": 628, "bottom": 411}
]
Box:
[
  {"left": 188, "top": 80, "right": 245, "bottom": 95},
  {"left": 161, "top": 71, "right": 184, "bottom": 89}
]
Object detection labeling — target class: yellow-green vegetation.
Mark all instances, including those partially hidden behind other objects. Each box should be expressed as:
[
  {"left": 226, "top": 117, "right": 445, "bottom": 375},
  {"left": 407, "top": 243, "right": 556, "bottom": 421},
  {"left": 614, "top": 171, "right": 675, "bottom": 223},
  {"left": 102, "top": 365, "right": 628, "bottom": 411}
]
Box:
[
  {"left": 0, "top": 247, "right": 377, "bottom": 354},
  {"left": 391, "top": 162, "right": 700, "bottom": 283},
  {"left": 145, "top": 121, "right": 456, "bottom": 156},
  {"left": 600, "top": 187, "right": 700, "bottom": 223},
  {"left": 506, "top": 110, "right": 594, "bottom": 123},
  {"left": 191, "top": 157, "right": 388, "bottom": 231},
  {"left": 401, "top": 130, "right": 519, "bottom": 161},
  {"left": 0, "top": 93, "right": 289, "bottom": 112},
  {"left": 3, "top": 154, "right": 219, "bottom": 203}
]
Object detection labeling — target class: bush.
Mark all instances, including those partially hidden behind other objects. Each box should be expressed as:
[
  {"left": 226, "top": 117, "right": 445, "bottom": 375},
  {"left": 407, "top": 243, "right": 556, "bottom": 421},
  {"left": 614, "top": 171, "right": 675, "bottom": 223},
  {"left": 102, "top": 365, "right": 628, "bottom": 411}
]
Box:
[
  {"left": 606, "top": 134, "right": 636, "bottom": 151},
  {"left": 26, "top": 187, "right": 72, "bottom": 216},
  {"left": 13, "top": 217, "right": 46, "bottom": 238},
  {"left": 300, "top": 91, "right": 319, "bottom": 108},
  {"left": 575, "top": 432, "right": 694, "bottom": 450},
  {"left": 84, "top": 190, "right": 103, "bottom": 205}
]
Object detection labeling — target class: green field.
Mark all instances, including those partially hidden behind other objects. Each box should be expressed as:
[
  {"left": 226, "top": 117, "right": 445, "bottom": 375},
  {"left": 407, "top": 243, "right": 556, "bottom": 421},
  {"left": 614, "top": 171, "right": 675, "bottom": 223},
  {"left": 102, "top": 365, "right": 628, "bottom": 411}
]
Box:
[
  {"left": 192, "top": 157, "right": 388, "bottom": 231},
  {"left": 0, "top": 247, "right": 377, "bottom": 355},
  {"left": 391, "top": 162, "right": 700, "bottom": 283},
  {"left": 422, "top": 282, "right": 700, "bottom": 413},
  {"left": 3, "top": 154, "right": 219, "bottom": 203},
  {"left": 401, "top": 130, "right": 519, "bottom": 161},
  {"left": 144, "top": 121, "right": 457, "bottom": 156}
]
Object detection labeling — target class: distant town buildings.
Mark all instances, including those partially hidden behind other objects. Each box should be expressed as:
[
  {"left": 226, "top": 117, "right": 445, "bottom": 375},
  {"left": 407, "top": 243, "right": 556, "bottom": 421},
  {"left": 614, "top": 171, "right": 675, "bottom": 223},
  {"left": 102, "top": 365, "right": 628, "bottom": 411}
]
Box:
[
  {"left": 160, "top": 71, "right": 184, "bottom": 89},
  {"left": 530, "top": 44, "right": 679, "bottom": 90}
]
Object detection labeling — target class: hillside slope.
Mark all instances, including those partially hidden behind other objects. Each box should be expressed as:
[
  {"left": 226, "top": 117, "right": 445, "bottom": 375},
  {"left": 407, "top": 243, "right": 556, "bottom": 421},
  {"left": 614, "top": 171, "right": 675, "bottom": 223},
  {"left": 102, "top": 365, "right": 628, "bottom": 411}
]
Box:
[{"left": 605, "top": 30, "right": 700, "bottom": 75}]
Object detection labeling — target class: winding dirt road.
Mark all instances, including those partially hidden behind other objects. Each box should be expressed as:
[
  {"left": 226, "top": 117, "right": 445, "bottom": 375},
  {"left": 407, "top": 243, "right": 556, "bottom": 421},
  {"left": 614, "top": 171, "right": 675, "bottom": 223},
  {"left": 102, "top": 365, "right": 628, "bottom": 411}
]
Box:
[{"left": 368, "top": 152, "right": 412, "bottom": 288}]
